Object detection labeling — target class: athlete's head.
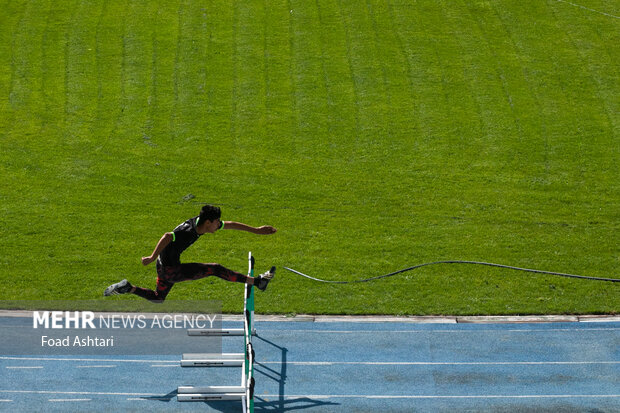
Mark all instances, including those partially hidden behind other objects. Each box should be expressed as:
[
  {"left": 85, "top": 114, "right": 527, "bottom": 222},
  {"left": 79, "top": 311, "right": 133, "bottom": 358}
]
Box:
[
  {"left": 199, "top": 204, "right": 221, "bottom": 223},
  {"left": 197, "top": 205, "right": 223, "bottom": 234}
]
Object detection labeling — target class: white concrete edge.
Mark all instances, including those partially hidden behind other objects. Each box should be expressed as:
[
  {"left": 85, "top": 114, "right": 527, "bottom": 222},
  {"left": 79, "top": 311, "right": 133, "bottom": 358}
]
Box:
[
  {"left": 0, "top": 310, "right": 618, "bottom": 324},
  {"left": 253, "top": 314, "right": 620, "bottom": 324}
]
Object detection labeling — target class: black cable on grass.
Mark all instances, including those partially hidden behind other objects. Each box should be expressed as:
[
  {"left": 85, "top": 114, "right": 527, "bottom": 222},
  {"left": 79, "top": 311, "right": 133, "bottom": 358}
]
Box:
[{"left": 284, "top": 261, "right": 619, "bottom": 283}]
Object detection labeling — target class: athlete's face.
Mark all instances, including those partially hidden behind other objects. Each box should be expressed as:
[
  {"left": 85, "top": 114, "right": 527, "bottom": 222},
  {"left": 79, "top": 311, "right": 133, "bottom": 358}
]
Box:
[{"left": 204, "top": 218, "right": 222, "bottom": 233}]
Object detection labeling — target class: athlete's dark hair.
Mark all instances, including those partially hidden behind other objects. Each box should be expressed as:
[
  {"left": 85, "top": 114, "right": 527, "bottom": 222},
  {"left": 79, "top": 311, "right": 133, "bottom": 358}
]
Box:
[{"left": 199, "top": 205, "right": 221, "bottom": 222}]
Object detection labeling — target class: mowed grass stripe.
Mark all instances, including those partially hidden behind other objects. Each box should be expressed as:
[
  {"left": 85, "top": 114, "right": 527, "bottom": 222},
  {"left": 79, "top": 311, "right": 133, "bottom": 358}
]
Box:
[
  {"left": 338, "top": 0, "right": 387, "bottom": 143},
  {"left": 544, "top": 1, "right": 619, "bottom": 272},
  {"left": 388, "top": 1, "right": 471, "bottom": 224},
  {"left": 492, "top": 1, "right": 556, "bottom": 178},
  {"left": 466, "top": 3, "right": 552, "bottom": 190},
  {"left": 291, "top": 0, "right": 330, "bottom": 146},
  {"left": 384, "top": 0, "right": 422, "bottom": 159},
  {"left": 496, "top": 2, "right": 615, "bottom": 200},
  {"left": 234, "top": 0, "right": 266, "bottom": 160},
  {"left": 2, "top": 0, "right": 37, "bottom": 164},
  {"left": 101, "top": 0, "right": 129, "bottom": 157},
  {"left": 548, "top": 0, "right": 619, "bottom": 176},
  {"left": 334, "top": 0, "right": 363, "bottom": 145},
  {"left": 462, "top": 1, "right": 544, "bottom": 174},
  {"left": 117, "top": 0, "right": 153, "bottom": 149},
  {"left": 422, "top": 0, "right": 486, "bottom": 160},
  {"left": 7, "top": 0, "right": 47, "bottom": 143},
  {"left": 173, "top": 0, "right": 208, "bottom": 144},
  {"left": 65, "top": 0, "right": 100, "bottom": 150},
  {"left": 203, "top": 0, "right": 234, "bottom": 146},
  {"left": 330, "top": 1, "right": 420, "bottom": 214},
  {"left": 316, "top": 0, "right": 358, "bottom": 160},
  {"left": 61, "top": 0, "right": 106, "bottom": 199},
  {"left": 229, "top": 0, "right": 240, "bottom": 142},
  {"left": 426, "top": 1, "right": 485, "bottom": 167},
  {"left": 510, "top": 2, "right": 590, "bottom": 177},
  {"left": 545, "top": 2, "right": 616, "bottom": 180},
  {"left": 0, "top": 0, "right": 39, "bottom": 248},
  {"left": 150, "top": 1, "right": 177, "bottom": 150},
  {"left": 390, "top": 2, "right": 451, "bottom": 155},
  {"left": 93, "top": 0, "right": 123, "bottom": 147},
  {"left": 494, "top": 2, "right": 582, "bottom": 174},
  {"left": 367, "top": 0, "right": 418, "bottom": 145},
  {"left": 264, "top": 0, "right": 295, "bottom": 143},
  {"left": 412, "top": 1, "right": 503, "bottom": 211},
  {"left": 284, "top": 0, "right": 347, "bottom": 208},
  {"left": 0, "top": 1, "right": 24, "bottom": 128}
]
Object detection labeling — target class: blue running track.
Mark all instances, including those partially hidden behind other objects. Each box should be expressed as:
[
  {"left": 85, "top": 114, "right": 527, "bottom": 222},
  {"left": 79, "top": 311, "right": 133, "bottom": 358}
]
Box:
[{"left": 1, "top": 316, "right": 618, "bottom": 412}]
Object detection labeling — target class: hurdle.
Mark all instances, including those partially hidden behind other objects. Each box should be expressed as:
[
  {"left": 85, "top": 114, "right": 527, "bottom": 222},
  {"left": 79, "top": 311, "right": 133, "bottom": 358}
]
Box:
[{"left": 177, "top": 252, "right": 255, "bottom": 412}]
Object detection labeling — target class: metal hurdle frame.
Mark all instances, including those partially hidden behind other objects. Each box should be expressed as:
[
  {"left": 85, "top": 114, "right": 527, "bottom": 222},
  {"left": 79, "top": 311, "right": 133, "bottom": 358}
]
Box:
[
  {"left": 243, "top": 256, "right": 255, "bottom": 413},
  {"left": 177, "top": 252, "right": 255, "bottom": 412}
]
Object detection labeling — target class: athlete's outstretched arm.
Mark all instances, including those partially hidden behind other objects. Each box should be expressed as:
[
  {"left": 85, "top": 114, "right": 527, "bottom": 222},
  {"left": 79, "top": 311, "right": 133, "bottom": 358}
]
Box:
[
  {"left": 141, "top": 232, "right": 173, "bottom": 265},
  {"left": 223, "top": 221, "right": 277, "bottom": 235}
]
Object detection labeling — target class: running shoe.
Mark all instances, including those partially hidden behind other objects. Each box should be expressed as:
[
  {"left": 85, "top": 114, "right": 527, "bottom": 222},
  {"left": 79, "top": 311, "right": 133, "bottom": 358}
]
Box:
[
  {"left": 255, "top": 267, "right": 276, "bottom": 291},
  {"left": 104, "top": 279, "right": 133, "bottom": 296}
]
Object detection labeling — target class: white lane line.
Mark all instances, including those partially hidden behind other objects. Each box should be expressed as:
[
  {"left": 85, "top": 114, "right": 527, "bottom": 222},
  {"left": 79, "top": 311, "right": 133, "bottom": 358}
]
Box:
[
  {"left": 49, "top": 398, "right": 92, "bottom": 402},
  {"left": 0, "top": 356, "right": 177, "bottom": 363},
  {"left": 0, "top": 399, "right": 12, "bottom": 402},
  {"left": 150, "top": 364, "right": 179, "bottom": 368},
  {"left": 76, "top": 365, "right": 116, "bottom": 368},
  {"left": 5, "top": 366, "right": 43, "bottom": 369},
  {"left": 278, "top": 394, "right": 620, "bottom": 400},
  {"left": 2, "top": 390, "right": 618, "bottom": 400},
  {"left": 0, "top": 390, "right": 163, "bottom": 397},
  {"left": 258, "top": 361, "right": 620, "bottom": 366},
  {"left": 261, "top": 328, "right": 619, "bottom": 333}
]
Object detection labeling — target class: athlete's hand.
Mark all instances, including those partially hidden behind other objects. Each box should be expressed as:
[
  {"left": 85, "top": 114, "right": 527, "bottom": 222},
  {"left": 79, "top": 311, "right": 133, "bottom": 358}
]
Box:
[
  {"left": 141, "top": 256, "right": 155, "bottom": 266},
  {"left": 256, "top": 225, "right": 277, "bottom": 235}
]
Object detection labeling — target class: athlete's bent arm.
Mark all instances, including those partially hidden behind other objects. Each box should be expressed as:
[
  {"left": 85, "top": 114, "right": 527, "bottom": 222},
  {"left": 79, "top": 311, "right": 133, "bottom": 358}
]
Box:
[
  {"left": 141, "top": 232, "right": 174, "bottom": 265},
  {"left": 223, "top": 221, "right": 277, "bottom": 235}
]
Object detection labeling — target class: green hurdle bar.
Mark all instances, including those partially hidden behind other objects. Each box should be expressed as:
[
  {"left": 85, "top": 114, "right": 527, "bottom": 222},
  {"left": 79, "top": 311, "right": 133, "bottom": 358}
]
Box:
[{"left": 178, "top": 252, "right": 256, "bottom": 412}]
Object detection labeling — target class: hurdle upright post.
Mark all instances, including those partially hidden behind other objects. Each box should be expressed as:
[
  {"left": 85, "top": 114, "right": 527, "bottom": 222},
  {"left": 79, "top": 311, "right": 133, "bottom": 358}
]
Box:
[{"left": 243, "top": 251, "right": 255, "bottom": 412}]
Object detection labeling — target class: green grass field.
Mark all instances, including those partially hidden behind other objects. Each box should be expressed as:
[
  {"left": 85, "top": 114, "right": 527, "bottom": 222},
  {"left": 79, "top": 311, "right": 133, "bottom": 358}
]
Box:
[{"left": 0, "top": 0, "right": 618, "bottom": 315}]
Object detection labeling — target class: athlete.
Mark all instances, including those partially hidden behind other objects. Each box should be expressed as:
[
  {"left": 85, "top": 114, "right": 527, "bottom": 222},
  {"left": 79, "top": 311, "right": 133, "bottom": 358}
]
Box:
[{"left": 103, "top": 205, "right": 276, "bottom": 302}]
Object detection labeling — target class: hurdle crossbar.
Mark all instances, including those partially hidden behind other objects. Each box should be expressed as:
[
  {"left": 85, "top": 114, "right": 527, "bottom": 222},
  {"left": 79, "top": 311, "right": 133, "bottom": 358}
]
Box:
[
  {"left": 177, "top": 385, "right": 246, "bottom": 401},
  {"left": 186, "top": 327, "right": 257, "bottom": 336},
  {"left": 181, "top": 353, "right": 244, "bottom": 367}
]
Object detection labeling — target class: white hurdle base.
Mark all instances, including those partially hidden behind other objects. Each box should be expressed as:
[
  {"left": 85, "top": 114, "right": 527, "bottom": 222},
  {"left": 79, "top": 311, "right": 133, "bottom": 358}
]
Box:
[
  {"left": 181, "top": 353, "right": 244, "bottom": 367},
  {"left": 178, "top": 385, "right": 245, "bottom": 402}
]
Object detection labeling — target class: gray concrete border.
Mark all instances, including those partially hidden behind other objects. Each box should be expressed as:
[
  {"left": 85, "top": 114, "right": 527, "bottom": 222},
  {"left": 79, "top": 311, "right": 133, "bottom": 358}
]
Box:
[{"left": 1, "top": 310, "right": 618, "bottom": 323}]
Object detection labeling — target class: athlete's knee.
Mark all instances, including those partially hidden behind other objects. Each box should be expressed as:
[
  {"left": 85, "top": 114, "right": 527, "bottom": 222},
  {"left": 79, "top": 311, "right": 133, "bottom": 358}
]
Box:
[{"left": 212, "top": 263, "right": 227, "bottom": 273}]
